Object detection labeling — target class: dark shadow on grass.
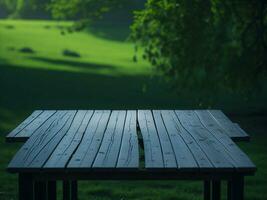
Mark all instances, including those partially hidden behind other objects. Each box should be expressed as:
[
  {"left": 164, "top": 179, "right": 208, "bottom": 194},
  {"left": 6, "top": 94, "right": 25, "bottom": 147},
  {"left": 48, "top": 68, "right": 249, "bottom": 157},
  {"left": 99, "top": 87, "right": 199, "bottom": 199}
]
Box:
[
  {"left": 29, "top": 56, "right": 116, "bottom": 70},
  {"left": 0, "top": 57, "right": 7, "bottom": 65},
  {"left": 62, "top": 49, "right": 81, "bottom": 58},
  {"left": 19, "top": 47, "right": 35, "bottom": 54},
  {"left": 0, "top": 61, "right": 183, "bottom": 110},
  {"left": 1, "top": 59, "right": 266, "bottom": 114},
  {"left": 4, "top": 25, "right": 15, "bottom": 29}
]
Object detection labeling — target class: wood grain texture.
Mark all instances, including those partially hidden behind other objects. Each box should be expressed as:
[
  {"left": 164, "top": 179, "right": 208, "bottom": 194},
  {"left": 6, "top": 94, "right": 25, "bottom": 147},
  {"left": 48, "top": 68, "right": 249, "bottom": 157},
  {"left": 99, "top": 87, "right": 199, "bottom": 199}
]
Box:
[
  {"left": 15, "top": 110, "right": 57, "bottom": 139},
  {"left": 7, "top": 110, "right": 256, "bottom": 175},
  {"left": 208, "top": 110, "right": 249, "bottom": 139},
  {"left": 67, "top": 110, "right": 111, "bottom": 169},
  {"left": 44, "top": 110, "right": 94, "bottom": 169},
  {"left": 6, "top": 110, "right": 43, "bottom": 139},
  {"left": 195, "top": 110, "right": 255, "bottom": 170},
  {"left": 175, "top": 110, "right": 234, "bottom": 170},
  {"left": 8, "top": 111, "right": 76, "bottom": 170},
  {"left": 137, "top": 110, "right": 164, "bottom": 169},
  {"left": 93, "top": 110, "right": 127, "bottom": 168},
  {"left": 6, "top": 110, "right": 57, "bottom": 142},
  {"left": 117, "top": 110, "right": 139, "bottom": 169},
  {"left": 161, "top": 110, "right": 212, "bottom": 170},
  {"left": 152, "top": 110, "right": 177, "bottom": 168}
]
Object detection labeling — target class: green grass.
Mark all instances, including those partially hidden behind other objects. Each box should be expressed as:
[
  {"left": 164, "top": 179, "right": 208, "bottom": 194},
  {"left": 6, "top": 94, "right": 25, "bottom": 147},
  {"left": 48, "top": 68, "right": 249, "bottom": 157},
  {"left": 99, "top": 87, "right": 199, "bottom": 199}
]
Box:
[
  {"left": 0, "top": 19, "right": 267, "bottom": 200},
  {"left": 0, "top": 20, "right": 151, "bottom": 75}
]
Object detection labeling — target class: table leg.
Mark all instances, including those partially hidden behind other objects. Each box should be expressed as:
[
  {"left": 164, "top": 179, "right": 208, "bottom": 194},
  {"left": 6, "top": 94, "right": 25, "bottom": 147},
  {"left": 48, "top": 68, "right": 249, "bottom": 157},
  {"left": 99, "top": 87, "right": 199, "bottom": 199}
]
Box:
[
  {"left": 211, "top": 181, "right": 221, "bottom": 200},
  {"left": 71, "top": 181, "right": 78, "bottom": 200},
  {"left": 63, "top": 180, "right": 78, "bottom": 200},
  {"left": 48, "top": 181, "right": 57, "bottom": 200},
  {"left": 229, "top": 176, "right": 244, "bottom": 200},
  {"left": 18, "top": 173, "right": 34, "bottom": 200},
  {"left": 63, "top": 181, "right": 70, "bottom": 200},
  {"left": 204, "top": 181, "right": 211, "bottom": 200},
  {"left": 227, "top": 181, "right": 232, "bottom": 200},
  {"left": 34, "top": 181, "right": 47, "bottom": 200}
]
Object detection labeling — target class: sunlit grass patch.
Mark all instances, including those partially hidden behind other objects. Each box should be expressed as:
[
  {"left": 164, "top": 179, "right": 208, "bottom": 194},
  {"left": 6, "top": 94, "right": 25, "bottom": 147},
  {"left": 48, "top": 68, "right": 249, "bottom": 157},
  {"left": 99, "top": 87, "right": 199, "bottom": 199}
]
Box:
[{"left": 0, "top": 19, "right": 151, "bottom": 76}]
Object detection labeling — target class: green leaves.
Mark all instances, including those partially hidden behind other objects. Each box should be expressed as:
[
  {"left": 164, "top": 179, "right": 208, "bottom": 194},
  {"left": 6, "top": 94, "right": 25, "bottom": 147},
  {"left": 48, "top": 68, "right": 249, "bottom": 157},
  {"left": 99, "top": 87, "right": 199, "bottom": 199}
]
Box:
[
  {"left": 131, "top": 0, "right": 267, "bottom": 96},
  {"left": 49, "top": 0, "right": 124, "bottom": 20}
]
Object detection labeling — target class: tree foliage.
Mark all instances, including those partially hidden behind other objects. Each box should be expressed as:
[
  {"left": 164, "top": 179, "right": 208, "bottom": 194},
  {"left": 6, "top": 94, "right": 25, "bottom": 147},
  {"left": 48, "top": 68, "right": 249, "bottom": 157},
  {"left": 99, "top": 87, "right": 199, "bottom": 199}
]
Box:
[
  {"left": 0, "top": 0, "right": 20, "bottom": 17},
  {"left": 49, "top": 0, "right": 125, "bottom": 30},
  {"left": 2, "top": 0, "right": 266, "bottom": 96},
  {"left": 0, "top": 0, "right": 125, "bottom": 20},
  {"left": 131, "top": 0, "right": 267, "bottom": 93},
  {"left": 50, "top": 0, "right": 115, "bottom": 19},
  {"left": 0, "top": 0, "right": 51, "bottom": 18}
]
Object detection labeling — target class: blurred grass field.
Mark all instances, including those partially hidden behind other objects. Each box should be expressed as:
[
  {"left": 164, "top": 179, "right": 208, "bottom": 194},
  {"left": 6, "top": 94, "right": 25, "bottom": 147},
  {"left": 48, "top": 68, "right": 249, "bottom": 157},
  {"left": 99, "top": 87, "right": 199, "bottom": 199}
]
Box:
[
  {"left": 0, "top": 19, "right": 267, "bottom": 200},
  {"left": 0, "top": 20, "right": 151, "bottom": 75}
]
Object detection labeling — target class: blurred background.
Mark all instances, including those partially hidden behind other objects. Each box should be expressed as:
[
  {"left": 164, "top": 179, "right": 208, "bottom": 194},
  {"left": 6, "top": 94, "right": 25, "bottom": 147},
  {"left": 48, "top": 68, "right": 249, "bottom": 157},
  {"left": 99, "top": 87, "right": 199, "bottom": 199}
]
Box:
[{"left": 0, "top": 0, "right": 266, "bottom": 199}]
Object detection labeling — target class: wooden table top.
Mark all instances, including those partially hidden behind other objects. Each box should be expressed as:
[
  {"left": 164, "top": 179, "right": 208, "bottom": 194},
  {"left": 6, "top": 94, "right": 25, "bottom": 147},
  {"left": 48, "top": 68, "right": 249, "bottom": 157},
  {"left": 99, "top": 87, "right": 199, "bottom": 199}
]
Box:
[
  {"left": 6, "top": 110, "right": 255, "bottom": 177},
  {"left": 6, "top": 109, "right": 250, "bottom": 142}
]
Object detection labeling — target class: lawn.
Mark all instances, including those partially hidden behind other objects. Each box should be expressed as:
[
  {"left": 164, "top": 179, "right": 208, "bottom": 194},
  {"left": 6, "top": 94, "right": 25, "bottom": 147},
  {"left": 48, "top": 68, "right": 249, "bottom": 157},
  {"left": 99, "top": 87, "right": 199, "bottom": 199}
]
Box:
[{"left": 0, "top": 19, "right": 267, "bottom": 200}]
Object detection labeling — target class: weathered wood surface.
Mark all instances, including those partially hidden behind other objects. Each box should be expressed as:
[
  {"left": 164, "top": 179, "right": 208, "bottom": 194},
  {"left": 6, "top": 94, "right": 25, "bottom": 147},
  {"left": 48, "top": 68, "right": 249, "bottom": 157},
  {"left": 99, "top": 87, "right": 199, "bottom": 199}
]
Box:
[
  {"left": 175, "top": 110, "right": 255, "bottom": 171},
  {"left": 137, "top": 110, "right": 164, "bottom": 169},
  {"left": 6, "top": 110, "right": 56, "bottom": 142},
  {"left": 208, "top": 110, "right": 250, "bottom": 141},
  {"left": 117, "top": 110, "right": 139, "bottom": 169},
  {"left": 7, "top": 110, "right": 255, "bottom": 175},
  {"left": 68, "top": 110, "right": 111, "bottom": 169},
  {"left": 6, "top": 110, "right": 249, "bottom": 143},
  {"left": 160, "top": 110, "right": 212, "bottom": 170}
]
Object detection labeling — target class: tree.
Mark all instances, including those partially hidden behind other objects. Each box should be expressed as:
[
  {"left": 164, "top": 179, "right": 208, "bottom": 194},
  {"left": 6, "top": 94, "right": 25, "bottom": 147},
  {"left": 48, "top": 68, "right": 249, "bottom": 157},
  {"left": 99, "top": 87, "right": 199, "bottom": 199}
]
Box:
[
  {"left": 0, "top": 0, "right": 18, "bottom": 17},
  {"left": 49, "top": 0, "right": 126, "bottom": 31},
  {"left": 131, "top": 0, "right": 267, "bottom": 95},
  {"left": 0, "top": 0, "right": 51, "bottom": 18}
]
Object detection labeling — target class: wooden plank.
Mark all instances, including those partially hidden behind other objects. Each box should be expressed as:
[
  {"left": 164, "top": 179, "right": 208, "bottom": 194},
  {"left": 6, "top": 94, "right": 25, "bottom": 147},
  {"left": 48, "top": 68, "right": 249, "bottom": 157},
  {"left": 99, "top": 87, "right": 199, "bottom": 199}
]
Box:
[
  {"left": 8, "top": 111, "right": 76, "bottom": 170},
  {"left": 195, "top": 110, "right": 255, "bottom": 170},
  {"left": 204, "top": 181, "right": 211, "bottom": 200},
  {"left": 117, "top": 110, "right": 139, "bottom": 169},
  {"left": 44, "top": 110, "right": 94, "bottom": 169},
  {"left": 28, "top": 110, "right": 77, "bottom": 168},
  {"left": 18, "top": 110, "right": 57, "bottom": 138},
  {"left": 19, "top": 173, "right": 34, "bottom": 200},
  {"left": 71, "top": 181, "right": 78, "bottom": 200},
  {"left": 8, "top": 110, "right": 57, "bottom": 142},
  {"left": 161, "top": 110, "right": 208, "bottom": 170},
  {"left": 8, "top": 111, "right": 66, "bottom": 169},
  {"left": 93, "top": 111, "right": 127, "bottom": 168},
  {"left": 67, "top": 110, "right": 111, "bottom": 169},
  {"left": 195, "top": 110, "right": 231, "bottom": 137},
  {"left": 47, "top": 181, "right": 57, "bottom": 200},
  {"left": 63, "top": 181, "right": 70, "bottom": 200},
  {"left": 233, "top": 123, "right": 249, "bottom": 139},
  {"left": 6, "top": 110, "right": 43, "bottom": 140},
  {"left": 212, "top": 181, "right": 221, "bottom": 200},
  {"left": 7, "top": 109, "right": 256, "bottom": 176},
  {"left": 230, "top": 175, "right": 244, "bottom": 200},
  {"left": 137, "top": 110, "right": 164, "bottom": 169},
  {"left": 208, "top": 110, "right": 249, "bottom": 139},
  {"left": 34, "top": 181, "right": 47, "bottom": 200},
  {"left": 175, "top": 110, "right": 235, "bottom": 170},
  {"left": 152, "top": 110, "right": 177, "bottom": 168}
]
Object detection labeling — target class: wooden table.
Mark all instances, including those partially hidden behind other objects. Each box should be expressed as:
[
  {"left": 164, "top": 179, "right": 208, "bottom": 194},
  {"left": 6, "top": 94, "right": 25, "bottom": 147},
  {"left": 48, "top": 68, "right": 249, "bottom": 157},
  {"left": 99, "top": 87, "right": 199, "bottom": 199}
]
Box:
[{"left": 6, "top": 110, "right": 256, "bottom": 200}]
